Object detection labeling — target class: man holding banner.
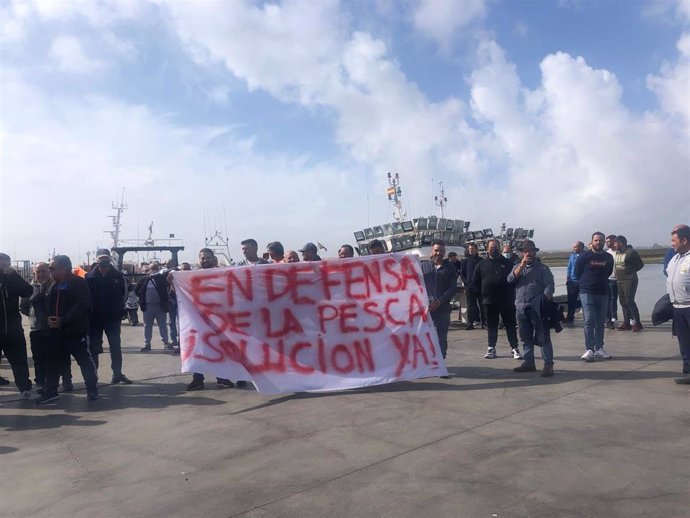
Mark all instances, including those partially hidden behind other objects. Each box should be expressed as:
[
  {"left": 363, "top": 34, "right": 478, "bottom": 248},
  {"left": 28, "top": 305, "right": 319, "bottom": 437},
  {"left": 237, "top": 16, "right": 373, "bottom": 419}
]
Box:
[{"left": 172, "top": 252, "right": 448, "bottom": 394}]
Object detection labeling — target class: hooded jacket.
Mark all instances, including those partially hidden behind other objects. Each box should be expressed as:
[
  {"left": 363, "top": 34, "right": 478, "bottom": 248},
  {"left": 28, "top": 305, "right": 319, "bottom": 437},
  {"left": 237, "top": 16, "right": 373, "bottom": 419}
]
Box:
[
  {"left": 471, "top": 254, "right": 514, "bottom": 305},
  {"left": 614, "top": 245, "right": 644, "bottom": 282}
]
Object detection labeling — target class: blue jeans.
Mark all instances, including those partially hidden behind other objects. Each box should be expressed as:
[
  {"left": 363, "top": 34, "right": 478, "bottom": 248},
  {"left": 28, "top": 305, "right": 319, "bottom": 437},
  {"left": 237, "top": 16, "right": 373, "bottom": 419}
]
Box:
[
  {"left": 607, "top": 280, "right": 618, "bottom": 321},
  {"left": 432, "top": 309, "right": 451, "bottom": 359},
  {"left": 144, "top": 303, "right": 169, "bottom": 346},
  {"left": 581, "top": 293, "right": 608, "bottom": 351},
  {"left": 517, "top": 307, "right": 553, "bottom": 367}
]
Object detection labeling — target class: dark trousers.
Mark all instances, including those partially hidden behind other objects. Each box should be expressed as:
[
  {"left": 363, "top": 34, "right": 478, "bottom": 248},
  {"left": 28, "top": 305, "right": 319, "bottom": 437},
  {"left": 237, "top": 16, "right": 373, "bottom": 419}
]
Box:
[
  {"left": 517, "top": 307, "right": 554, "bottom": 367},
  {"left": 431, "top": 309, "right": 451, "bottom": 359},
  {"left": 672, "top": 307, "right": 690, "bottom": 375},
  {"left": 618, "top": 278, "right": 641, "bottom": 325},
  {"left": 566, "top": 280, "right": 581, "bottom": 319},
  {"left": 607, "top": 280, "right": 618, "bottom": 321},
  {"left": 483, "top": 302, "right": 518, "bottom": 349},
  {"left": 90, "top": 318, "right": 123, "bottom": 375},
  {"left": 45, "top": 334, "right": 98, "bottom": 395},
  {"left": 466, "top": 291, "right": 485, "bottom": 324},
  {"left": 0, "top": 325, "right": 32, "bottom": 392},
  {"left": 169, "top": 305, "right": 178, "bottom": 344},
  {"left": 30, "top": 331, "right": 72, "bottom": 386}
]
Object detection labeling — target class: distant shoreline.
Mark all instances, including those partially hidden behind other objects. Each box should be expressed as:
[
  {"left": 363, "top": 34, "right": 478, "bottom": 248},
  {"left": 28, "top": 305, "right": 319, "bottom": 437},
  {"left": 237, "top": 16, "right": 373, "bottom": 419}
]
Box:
[{"left": 538, "top": 247, "right": 667, "bottom": 267}]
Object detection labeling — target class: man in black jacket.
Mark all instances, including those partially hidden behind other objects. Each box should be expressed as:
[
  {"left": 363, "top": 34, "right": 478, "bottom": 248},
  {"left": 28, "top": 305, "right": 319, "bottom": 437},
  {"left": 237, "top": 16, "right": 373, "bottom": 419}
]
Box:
[
  {"left": 38, "top": 255, "right": 99, "bottom": 404},
  {"left": 471, "top": 240, "right": 522, "bottom": 360},
  {"left": 460, "top": 243, "right": 485, "bottom": 330},
  {"left": 421, "top": 240, "right": 458, "bottom": 361},
  {"left": 0, "top": 252, "right": 34, "bottom": 398},
  {"left": 86, "top": 249, "right": 132, "bottom": 384},
  {"left": 136, "top": 262, "right": 170, "bottom": 352}
]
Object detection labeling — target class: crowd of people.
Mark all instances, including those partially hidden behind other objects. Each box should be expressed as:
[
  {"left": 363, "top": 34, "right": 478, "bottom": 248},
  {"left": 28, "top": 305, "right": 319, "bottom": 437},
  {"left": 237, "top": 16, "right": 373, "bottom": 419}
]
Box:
[{"left": 0, "top": 224, "right": 688, "bottom": 405}]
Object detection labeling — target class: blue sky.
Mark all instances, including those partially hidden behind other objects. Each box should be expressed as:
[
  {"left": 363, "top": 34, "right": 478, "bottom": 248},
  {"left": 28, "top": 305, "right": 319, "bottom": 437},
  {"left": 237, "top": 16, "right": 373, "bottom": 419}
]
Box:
[{"left": 1, "top": 0, "right": 688, "bottom": 263}]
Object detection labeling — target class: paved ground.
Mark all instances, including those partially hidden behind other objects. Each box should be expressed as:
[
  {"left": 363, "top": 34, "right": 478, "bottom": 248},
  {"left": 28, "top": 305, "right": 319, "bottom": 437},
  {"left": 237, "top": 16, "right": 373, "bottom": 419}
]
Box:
[{"left": 1, "top": 318, "right": 688, "bottom": 518}]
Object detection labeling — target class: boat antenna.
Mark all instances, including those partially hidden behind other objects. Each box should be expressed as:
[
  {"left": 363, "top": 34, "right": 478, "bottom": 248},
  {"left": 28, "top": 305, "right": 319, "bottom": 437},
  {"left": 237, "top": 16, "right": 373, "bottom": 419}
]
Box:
[
  {"left": 386, "top": 171, "right": 406, "bottom": 223},
  {"left": 434, "top": 180, "right": 447, "bottom": 218}
]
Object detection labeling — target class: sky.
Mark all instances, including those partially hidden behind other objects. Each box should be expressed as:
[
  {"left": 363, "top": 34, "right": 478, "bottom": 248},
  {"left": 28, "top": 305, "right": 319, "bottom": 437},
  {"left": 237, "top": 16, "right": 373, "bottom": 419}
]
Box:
[{"left": 1, "top": 0, "right": 689, "bottom": 264}]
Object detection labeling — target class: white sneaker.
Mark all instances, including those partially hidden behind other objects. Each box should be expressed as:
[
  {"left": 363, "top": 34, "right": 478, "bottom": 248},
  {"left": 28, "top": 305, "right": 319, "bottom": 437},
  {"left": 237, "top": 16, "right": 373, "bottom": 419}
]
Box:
[
  {"left": 484, "top": 347, "right": 497, "bottom": 359},
  {"left": 581, "top": 350, "right": 595, "bottom": 362},
  {"left": 512, "top": 348, "right": 523, "bottom": 360},
  {"left": 594, "top": 348, "right": 611, "bottom": 359}
]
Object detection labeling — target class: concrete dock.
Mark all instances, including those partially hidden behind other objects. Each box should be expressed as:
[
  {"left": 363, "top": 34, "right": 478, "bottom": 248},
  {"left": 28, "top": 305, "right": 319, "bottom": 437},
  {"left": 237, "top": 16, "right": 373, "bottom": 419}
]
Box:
[{"left": 1, "top": 319, "right": 688, "bottom": 518}]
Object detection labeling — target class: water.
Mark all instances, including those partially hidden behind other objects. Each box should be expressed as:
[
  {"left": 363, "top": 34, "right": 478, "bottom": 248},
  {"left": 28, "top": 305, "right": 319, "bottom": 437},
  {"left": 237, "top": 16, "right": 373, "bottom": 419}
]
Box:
[{"left": 551, "top": 263, "right": 666, "bottom": 319}]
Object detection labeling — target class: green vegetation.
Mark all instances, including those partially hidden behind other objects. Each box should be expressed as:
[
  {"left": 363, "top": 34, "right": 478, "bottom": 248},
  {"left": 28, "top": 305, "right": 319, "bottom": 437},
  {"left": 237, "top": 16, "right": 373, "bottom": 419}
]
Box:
[{"left": 538, "top": 248, "right": 667, "bottom": 267}]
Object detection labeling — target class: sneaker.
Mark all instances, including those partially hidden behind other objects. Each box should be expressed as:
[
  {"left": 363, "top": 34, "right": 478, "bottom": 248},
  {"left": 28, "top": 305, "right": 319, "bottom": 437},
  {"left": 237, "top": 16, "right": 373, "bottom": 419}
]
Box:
[
  {"left": 112, "top": 374, "right": 133, "bottom": 385},
  {"left": 673, "top": 376, "right": 690, "bottom": 385},
  {"left": 439, "top": 375, "right": 450, "bottom": 379},
  {"left": 594, "top": 348, "right": 611, "bottom": 359},
  {"left": 512, "top": 348, "right": 523, "bottom": 360},
  {"left": 0, "top": 376, "right": 10, "bottom": 386},
  {"left": 20, "top": 390, "right": 36, "bottom": 400},
  {"left": 632, "top": 323, "right": 643, "bottom": 332},
  {"left": 541, "top": 365, "right": 555, "bottom": 377},
  {"left": 605, "top": 321, "right": 614, "bottom": 329},
  {"left": 61, "top": 381, "right": 74, "bottom": 392},
  {"left": 164, "top": 342, "right": 174, "bottom": 350},
  {"left": 216, "top": 378, "right": 234, "bottom": 389},
  {"left": 581, "top": 350, "right": 595, "bottom": 362},
  {"left": 140, "top": 345, "right": 151, "bottom": 352},
  {"left": 36, "top": 392, "right": 59, "bottom": 405},
  {"left": 465, "top": 324, "right": 475, "bottom": 330},
  {"left": 513, "top": 363, "right": 536, "bottom": 373},
  {"left": 87, "top": 391, "right": 101, "bottom": 400},
  {"left": 186, "top": 378, "right": 205, "bottom": 391},
  {"left": 484, "top": 347, "right": 497, "bottom": 359},
  {"left": 236, "top": 380, "right": 248, "bottom": 388}
]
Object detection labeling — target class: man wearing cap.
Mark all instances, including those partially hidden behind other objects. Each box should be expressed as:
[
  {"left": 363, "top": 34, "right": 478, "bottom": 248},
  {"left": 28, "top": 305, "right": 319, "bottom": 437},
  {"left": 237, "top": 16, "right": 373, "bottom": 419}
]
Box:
[
  {"left": 0, "top": 252, "right": 34, "bottom": 398},
  {"left": 508, "top": 240, "right": 556, "bottom": 377},
  {"left": 86, "top": 249, "right": 132, "bottom": 384},
  {"left": 300, "top": 242, "right": 322, "bottom": 262},
  {"left": 666, "top": 225, "right": 690, "bottom": 384}
]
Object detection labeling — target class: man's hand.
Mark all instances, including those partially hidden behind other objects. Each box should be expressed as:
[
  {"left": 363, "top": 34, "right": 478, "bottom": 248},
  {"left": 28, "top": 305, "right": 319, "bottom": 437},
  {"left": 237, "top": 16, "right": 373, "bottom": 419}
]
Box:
[{"left": 47, "top": 316, "right": 61, "bottom": 329}]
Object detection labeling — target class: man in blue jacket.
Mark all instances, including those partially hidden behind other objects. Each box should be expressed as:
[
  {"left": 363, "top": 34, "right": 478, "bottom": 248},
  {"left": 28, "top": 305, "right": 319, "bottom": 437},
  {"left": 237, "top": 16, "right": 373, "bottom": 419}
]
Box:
[
  {"left": 86, "top": 249, "right": 132, "bottom": 384},
  {"left": 565, "top": 241, "right": 584, "bottom": 322}
]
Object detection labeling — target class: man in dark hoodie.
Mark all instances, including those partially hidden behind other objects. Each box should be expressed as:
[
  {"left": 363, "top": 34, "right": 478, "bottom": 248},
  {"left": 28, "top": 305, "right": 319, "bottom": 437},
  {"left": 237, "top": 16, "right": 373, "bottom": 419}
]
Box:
[
  {"left": 0, "top": 252, "right": 34, "bottom": 398},
  {"left": 86, "top": 249, "right": 132, "bottom": 384},
  {"left": 471, "top": 240, "right": 522, "bottom": 360},
  {"left": 38, "top": 255, "right": 99, "bottom": 404}
]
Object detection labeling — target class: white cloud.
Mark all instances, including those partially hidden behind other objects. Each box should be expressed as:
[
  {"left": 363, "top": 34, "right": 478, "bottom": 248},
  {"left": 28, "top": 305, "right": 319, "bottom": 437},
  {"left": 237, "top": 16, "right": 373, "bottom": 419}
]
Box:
[
  {"left": 49, "top": 35, "right": 102, "bottom": 73},
  {"left": 412, "top": 0, "right": 487, "bottom": 49},
  {"left": 646, "top": 32, "right": 690, "bottom": 126}
]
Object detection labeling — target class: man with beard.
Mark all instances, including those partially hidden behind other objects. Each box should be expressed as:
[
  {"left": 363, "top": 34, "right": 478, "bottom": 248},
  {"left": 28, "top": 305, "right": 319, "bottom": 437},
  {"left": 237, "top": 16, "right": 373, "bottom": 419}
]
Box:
[
  {"left": 421, "top": 240, "right": 457, "bottom": 363},
  {"left": 471, "top": 240, "right": 522, "bottom": 360},
  {"left": 666, "top": 225, "right": 690, "bottom": 384},
  {"left": 509, "top": 240, "right": 556, "bottom": 377},
  {"left": 575, "top": 232, "right": 615, "bottom": 362}
]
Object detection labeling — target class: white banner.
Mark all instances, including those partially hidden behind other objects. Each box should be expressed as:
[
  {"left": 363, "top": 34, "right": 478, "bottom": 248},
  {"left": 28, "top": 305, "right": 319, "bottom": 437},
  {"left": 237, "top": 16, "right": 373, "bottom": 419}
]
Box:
[{"left": 174, "top": 254, "right": 447, "bottom": 394}]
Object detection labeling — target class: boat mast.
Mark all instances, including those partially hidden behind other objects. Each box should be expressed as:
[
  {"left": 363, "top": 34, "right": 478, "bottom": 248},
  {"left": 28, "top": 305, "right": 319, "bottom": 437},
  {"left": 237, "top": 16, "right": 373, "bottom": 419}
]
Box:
[
  {"left": 386, "top": 172, "right": 406, "bottom": 223},
  {"left": 106, "top": 188, "right": 127, "bottom": 248},
  {"left": 434, "top": 181, "right": 447, "bottom": 218}
]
